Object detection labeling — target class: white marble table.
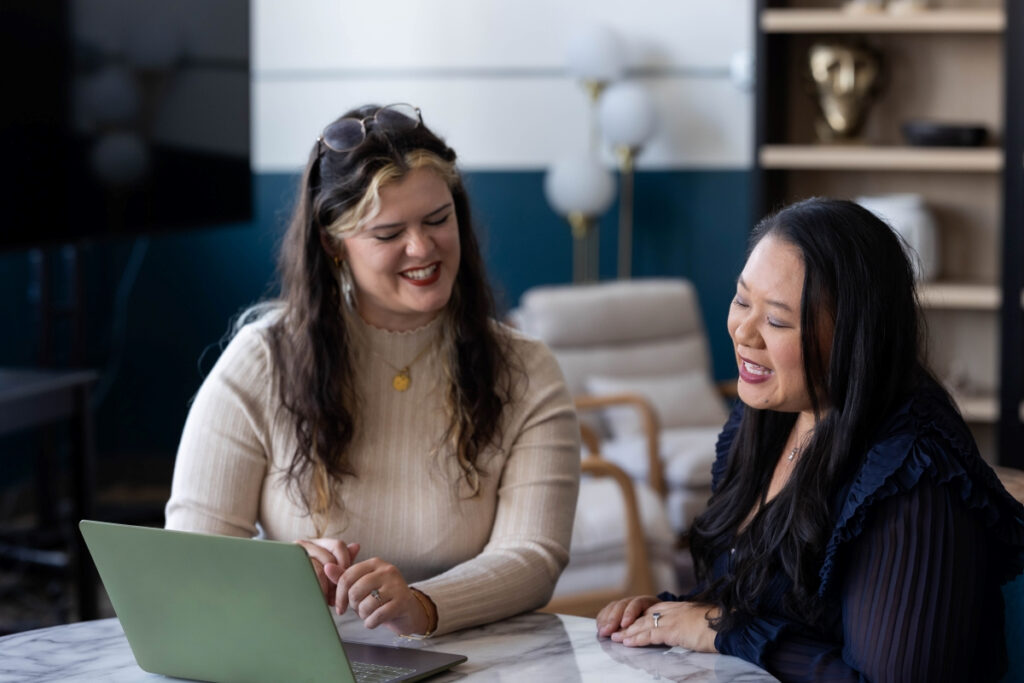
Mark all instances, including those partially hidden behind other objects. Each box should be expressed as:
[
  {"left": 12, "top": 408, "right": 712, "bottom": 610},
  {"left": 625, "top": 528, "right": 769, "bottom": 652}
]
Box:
[{"left": 0, "top": 611, "right": 778, "bottom": 682}]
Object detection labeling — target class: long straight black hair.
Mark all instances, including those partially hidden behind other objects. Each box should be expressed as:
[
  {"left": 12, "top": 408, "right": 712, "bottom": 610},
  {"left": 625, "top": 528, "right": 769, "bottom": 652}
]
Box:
[{"left": 689, "top": 197, "right": 929, "bottom": 628}]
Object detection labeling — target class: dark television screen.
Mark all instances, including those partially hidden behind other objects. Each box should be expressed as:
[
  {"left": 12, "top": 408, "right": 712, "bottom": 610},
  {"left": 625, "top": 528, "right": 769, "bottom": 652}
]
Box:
[{"left": 0, "top": 0, "right": 251, "bottom": 251}]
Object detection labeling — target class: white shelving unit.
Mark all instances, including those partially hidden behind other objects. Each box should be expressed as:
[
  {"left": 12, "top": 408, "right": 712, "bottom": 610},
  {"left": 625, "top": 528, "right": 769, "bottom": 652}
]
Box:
[{"left": 754, "top": 0, "right": 1014, "bottom": 462}]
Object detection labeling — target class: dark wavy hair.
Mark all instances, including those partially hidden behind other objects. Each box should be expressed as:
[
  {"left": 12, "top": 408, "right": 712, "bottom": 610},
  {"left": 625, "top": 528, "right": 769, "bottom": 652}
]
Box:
[
  {"left": 689, "top": 197, "right": 932, "bottom": 629},
  {"left": 262, "top": 104, "right": 516, "bottom": 526}
]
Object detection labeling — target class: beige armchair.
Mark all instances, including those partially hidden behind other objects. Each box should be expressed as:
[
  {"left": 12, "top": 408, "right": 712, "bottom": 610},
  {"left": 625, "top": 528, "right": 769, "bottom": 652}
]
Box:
[
  {"left": 544, "top": 453, "right": 658, "bottom": 617},
  {"left": 545, "top": 423, "right": 676, "bottom": 617},
  {"left": 512, "top": 278, "right": 731, "bottom": 536}
]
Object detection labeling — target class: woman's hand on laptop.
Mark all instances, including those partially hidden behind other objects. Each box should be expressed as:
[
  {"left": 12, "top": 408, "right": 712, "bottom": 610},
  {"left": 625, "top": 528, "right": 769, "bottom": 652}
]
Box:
[
  {"left": 334, "top": 558, "right": 436, "bottom": 636},
  {"left": 297, "top": 539, "right": 361, "bottom": 609}
]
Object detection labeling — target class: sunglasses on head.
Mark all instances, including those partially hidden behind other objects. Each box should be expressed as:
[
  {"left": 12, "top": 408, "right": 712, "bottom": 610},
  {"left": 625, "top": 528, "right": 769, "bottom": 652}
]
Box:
[{"left": 317, "top": 103, "right": 423, "bottom": 155}]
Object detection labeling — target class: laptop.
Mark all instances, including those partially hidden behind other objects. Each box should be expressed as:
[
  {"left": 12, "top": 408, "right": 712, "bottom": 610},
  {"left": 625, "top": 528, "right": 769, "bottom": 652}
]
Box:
[{"left": 79, "top": 520, "right": 466, "bottom": 683}]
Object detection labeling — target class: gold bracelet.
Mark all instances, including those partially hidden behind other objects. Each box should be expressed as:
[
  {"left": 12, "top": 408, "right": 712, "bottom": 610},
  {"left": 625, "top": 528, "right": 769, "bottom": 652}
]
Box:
[{"left": 401, "top": 588, "right": 437, "bottom": 639}]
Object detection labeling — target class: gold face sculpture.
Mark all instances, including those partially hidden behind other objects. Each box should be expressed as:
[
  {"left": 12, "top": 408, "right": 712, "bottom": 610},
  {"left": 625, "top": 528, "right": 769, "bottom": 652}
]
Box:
[{"left": 808, "top": 42, "right": 882, "bottom": 142}]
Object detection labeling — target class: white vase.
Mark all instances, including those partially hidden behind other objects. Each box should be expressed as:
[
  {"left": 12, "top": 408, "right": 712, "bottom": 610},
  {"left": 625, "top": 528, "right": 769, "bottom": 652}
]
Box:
[{"left": 855, "top": 193, "right": 940, "bottom": 281}]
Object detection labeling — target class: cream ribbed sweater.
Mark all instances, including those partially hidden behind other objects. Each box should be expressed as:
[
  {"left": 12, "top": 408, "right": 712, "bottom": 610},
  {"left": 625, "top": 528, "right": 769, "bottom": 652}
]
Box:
[{"left": 165, "top": 313, "right": 581, "bottom": 634}]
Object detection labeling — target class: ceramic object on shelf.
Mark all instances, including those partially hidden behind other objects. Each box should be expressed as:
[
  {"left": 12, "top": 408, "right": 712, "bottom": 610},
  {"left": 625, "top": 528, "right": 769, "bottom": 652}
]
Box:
[
  {"left": 808, "top": 42, "right": 883, "bottom": 142},
  {"left": 856, "top": 193, "right": 940, "bottom": 281},
  {"left": 902, "top": 120, "right": 988, "bottom": 147}
]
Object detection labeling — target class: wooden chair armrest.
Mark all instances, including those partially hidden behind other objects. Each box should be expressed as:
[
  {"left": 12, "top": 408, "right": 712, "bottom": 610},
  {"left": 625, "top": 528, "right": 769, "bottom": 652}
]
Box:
[
  {"left": 574, "top": 393, "right": 665, "bottom": 498},
  {"left": 542, "top": 454, "right": 656, "bottom": 618},
  {"left": 578, "top": 421, "right": 602, "bottom": 457}
]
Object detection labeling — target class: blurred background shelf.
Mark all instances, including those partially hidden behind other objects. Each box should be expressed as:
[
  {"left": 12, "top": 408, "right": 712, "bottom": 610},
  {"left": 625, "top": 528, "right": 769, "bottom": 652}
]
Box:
[
  {"left": 762, "top": 8, "right": 1005, "bottom": 33},
  {"left": 760, "top": 145, "right": 1002, "bottom": 171},
  {"left": 754, "top": 0, "right": 1023, "bottom": 466},
  {"left": 918, "top": 282, "right": 1000, "bottom": 310},
  {"left": 953, "top": 394, "right": 1024, "bottom": 424}
]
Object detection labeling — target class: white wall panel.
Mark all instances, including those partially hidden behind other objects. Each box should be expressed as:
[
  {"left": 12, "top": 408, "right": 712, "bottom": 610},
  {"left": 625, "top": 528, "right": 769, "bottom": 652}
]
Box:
[
  {"left": 254, "top": 0, "right": 753, "bottom": 72},
  {"left": 254, "top": 77, "right": 751, "bottom": 172},
  {"left": 252, "top": 0, "right": 754, "bottom": 171}
]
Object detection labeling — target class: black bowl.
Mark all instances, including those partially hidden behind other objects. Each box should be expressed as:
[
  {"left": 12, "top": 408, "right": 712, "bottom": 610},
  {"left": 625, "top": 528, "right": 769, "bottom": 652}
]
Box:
[{"left": 901, "top": 120, "right": 988, "bottom": 147}]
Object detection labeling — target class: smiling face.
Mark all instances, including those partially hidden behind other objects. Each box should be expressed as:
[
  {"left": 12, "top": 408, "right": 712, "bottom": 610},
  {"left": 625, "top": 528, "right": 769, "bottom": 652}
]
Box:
[
  {"left": 728, "top": 235, "right": 819, "bottom": 415},
  {"left": 341, "top": 166, "right": 461, "bottom": 331}
]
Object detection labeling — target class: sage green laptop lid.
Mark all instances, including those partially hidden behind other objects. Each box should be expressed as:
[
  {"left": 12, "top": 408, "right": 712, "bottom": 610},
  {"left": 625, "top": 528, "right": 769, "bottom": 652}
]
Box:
[{"left": 80, "top": 520, "right": 355, "bottom": 683}]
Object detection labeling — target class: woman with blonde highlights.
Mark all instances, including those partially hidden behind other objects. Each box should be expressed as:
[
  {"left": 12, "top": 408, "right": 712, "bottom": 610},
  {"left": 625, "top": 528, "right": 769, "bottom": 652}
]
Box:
[{"left": 166, "top": 104, "right": 581, "bottom": 637}]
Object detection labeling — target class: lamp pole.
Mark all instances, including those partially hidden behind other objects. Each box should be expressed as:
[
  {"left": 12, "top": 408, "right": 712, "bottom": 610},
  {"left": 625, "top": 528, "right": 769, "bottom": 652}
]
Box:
[
  {"left": 568, "top": 211, "right": 598, "bottom": 283},
  {"left": 544, "top": 157, "right": 615, "bottom": 284},
  {"left": 616, "top": 146, "right": 636, "bottom": 279},
  {"left": 598, "top": 81, "right": 657, "bottom": 281}
]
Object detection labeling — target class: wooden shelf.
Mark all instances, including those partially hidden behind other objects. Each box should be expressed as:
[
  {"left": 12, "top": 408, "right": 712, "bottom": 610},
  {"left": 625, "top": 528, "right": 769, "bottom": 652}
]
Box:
[
  {"left": 760, "top": 145, "right": 1003, "bottom": 171},
  {"left": 762, "top": 8, "right": 1004, "bottom": 33},
  {"left": 953, "top": 394, "right": 1024, "bottom": 424},
  {"left": 918, "top": 282, "right": 999, "bottom": 310},
  {"left": 955, "top": 394, "right": 998, "bottom": 423}
]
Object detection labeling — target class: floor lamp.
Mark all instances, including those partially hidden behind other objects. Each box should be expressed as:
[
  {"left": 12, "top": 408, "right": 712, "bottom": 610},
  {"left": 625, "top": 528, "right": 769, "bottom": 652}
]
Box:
[
  {"left": 598, "top": 82, "right": 657, "bottom": 280},
  {"left": 566, "top": 24, "right": 625, "bottom": 152},
  {"left": 544, "top": 156, "right": 616, "bottom": 283}
]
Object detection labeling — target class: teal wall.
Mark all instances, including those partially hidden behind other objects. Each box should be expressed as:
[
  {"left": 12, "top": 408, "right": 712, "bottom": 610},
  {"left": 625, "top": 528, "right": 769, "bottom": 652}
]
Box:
[{"left": 0, "top": 169, "right": 751, "bottom": 475}]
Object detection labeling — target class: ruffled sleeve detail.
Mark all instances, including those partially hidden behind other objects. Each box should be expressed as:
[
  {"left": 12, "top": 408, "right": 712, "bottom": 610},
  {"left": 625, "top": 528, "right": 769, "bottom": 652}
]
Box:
[
  {"left": 818, "top": 383, "right": 1024, "bottom": 598},
  {"left": 715, "top": 613, "right": 794, "bottom": 669}
]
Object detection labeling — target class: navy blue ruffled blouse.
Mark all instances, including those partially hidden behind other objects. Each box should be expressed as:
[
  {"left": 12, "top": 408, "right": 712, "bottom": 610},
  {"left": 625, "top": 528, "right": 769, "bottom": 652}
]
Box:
[{"left": 663, "top": 378, "right": 1024, "bottom": 682}]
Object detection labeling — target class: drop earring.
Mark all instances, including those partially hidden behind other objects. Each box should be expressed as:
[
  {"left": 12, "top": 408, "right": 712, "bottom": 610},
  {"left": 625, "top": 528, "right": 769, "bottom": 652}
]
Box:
[{"left": 338, "top": 259, "right": 356, "bottom": 309}]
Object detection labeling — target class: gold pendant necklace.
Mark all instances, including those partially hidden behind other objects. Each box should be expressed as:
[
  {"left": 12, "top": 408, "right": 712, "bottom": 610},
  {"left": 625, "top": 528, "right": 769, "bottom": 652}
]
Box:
[
  {"left": 373, "top": 340, "right": 435, "bottom": 392},
  {"left": 392, "top": 368, "right": 412, "bottom": 392}
]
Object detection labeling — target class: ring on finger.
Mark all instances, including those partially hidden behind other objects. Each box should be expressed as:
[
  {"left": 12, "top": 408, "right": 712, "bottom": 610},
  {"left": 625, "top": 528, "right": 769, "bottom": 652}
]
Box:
[
  {"left": 652, "top": 612, "right": 661, "bottom": 628},
  {"left": 370, "top": 588, "right": 385, "bottom": 607}
]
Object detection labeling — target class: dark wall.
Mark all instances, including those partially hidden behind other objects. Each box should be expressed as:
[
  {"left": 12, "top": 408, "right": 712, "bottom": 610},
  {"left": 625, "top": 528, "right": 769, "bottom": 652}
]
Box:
[{"left": 0, "top": 169, "right": 751, "bottom": 486}]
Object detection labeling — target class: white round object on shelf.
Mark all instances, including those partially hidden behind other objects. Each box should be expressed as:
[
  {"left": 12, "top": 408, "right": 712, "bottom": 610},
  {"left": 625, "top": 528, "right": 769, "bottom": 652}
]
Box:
[{"left": 855, "top": 193, "right": 940, "bottom": 281}]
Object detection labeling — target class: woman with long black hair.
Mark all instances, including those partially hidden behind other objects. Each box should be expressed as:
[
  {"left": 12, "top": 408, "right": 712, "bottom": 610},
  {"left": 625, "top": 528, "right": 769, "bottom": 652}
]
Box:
[{"left": 597, "top": 197, "right": 1024, "bottom": 682}]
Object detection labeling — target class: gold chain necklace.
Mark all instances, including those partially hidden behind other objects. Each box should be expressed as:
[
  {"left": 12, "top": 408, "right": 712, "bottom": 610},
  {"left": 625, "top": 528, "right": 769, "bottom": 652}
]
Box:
[{"left": 369, "top": 339, "right": 435, "bottom": 392}]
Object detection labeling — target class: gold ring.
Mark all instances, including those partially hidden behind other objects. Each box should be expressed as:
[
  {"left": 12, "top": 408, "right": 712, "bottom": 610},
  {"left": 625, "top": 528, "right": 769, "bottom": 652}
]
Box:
[{"left": 371, "top": 588, "right": 385, "bottom": 606}]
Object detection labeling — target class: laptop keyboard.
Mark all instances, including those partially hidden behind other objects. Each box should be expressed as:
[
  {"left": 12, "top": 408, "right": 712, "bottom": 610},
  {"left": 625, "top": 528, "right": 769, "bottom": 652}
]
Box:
[{"left": 351, "top": 660, "right": 416, "bottom": 683}]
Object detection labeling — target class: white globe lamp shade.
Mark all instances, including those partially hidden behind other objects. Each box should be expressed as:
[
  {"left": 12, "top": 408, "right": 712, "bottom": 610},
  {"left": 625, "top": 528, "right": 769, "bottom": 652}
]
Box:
[
  {"left": 598, "top": 82, "right": 657, "bottom": 150},
  {"left": 730, "top": 50, "right": 755, "bottom": 92},
  {"left": 544, "top": 156, "right": 616, "bottom": 217},
  {"left": 566, "top": 24, "right": 625, "bottom": 83}
]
